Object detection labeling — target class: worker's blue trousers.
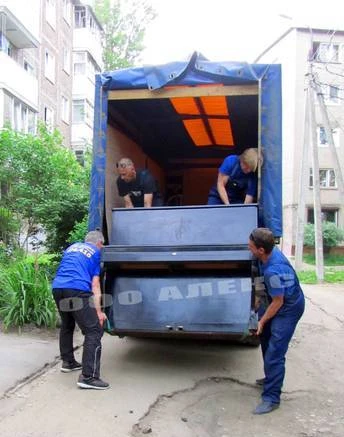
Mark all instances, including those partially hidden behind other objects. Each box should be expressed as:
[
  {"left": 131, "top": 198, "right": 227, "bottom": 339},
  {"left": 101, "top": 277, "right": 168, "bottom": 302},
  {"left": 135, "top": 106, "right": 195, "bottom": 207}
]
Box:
[{"left": 259, "top": 296, "right": 305, "bottom": 404}]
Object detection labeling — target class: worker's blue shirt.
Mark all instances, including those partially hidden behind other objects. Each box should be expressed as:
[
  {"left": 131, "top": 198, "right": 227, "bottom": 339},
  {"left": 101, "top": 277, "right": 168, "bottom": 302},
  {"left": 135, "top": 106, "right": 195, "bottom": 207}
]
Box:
[
  {"left": 260, "top": 247, "right": 304, "bottom": 315},
  {"left": 208, "top": 155, "right": 257, "bottom": 204},
  {"left": 52, "top": 242, "right": 101, "bottom": 292}
]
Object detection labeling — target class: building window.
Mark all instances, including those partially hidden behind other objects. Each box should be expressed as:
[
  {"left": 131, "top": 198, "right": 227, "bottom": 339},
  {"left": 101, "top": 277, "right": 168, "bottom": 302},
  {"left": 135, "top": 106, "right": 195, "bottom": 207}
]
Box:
[
  {"left": 61, "top": 96, "right": 70, "bottom": 123},
  {"left": 45, "top": 50, "right": 55, "bottom": 83},
  {"left": 317, "top": 126, "right": 340, "bottom": 148},
  {"left": 3, "top": 91, "right": 36, "bottom": 134},
  {"left": 75, "top": 150, "right": 85, "bottom": 166},
  {"left": 23, "top": 60, "right": 34, "bottom": 76},
  {"left": 309, "top": 168, "right": 337, "bottom": 188},
  {"left": 307, "top": 208, "right": 338, "bottom": 225},
  {"left": 0, "top": 32, "right": 11, "bottom": 56},
  {"left": 312, "top": 42, "right": 339, "bottom": 63},
  {"left": 72, "top": 99, "right": 93, "bottom": 125},
  {"left": 63, "top": 46, "right": 71, "bottom": 74},
  {"left": 74, "top": 6, "right": 86, "bottom": 28},
  {"left": 44, "top": 107, "right": 54, "bottom": 132},
  {"left": 63, "top": 0, "right": 71, "bottom": 24},
  {"left": 46, "top": 0, "right": 56, "bottom": 29},
  {"left": 73, "top": 52, "right": 86, "bottom": 75},
  {"left": 72, "top": 99, "right": 85, "bottom": 123},
  {"left": 319, "top": 84, "right": 340, "bottom": 105}
]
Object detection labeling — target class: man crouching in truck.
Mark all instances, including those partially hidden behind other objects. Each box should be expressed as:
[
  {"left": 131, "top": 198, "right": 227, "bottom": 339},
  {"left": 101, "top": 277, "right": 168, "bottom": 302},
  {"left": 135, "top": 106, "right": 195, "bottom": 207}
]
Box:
[
  {"left": 116, "top": 157, "right": 163, "bottom": 207},
  {"left": 248, "top": 228, "right": 305, "bottom": 414}
]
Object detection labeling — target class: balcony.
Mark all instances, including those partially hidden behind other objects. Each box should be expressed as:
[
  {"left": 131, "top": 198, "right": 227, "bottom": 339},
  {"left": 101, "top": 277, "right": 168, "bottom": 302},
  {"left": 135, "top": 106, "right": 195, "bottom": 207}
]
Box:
[
  {"left": 73, "top": 5, "right": 103, "bottom": 69},
  {"left": 73, "top": 27, "right": 103, "bottom": 69},
  {"left": 0, "top": 51, "right": 38, "bottom": 109},
  {"left": 0, "top": 6, "right": 39, "bottom": 48},
  {"left": 72, "top": 123, "right": 93, "bottom": 148}
]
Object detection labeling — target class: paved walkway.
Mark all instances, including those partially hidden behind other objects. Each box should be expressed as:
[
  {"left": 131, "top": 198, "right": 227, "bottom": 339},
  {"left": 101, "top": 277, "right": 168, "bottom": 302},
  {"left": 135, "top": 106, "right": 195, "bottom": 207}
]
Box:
[{"left": 0, "top": 327, "right": 60, "bottom": 396}]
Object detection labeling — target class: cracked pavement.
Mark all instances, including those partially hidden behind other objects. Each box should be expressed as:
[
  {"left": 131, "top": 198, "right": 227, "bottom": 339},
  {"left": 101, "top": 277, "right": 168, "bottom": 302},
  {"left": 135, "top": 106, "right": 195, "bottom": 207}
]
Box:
[{"left": 0, "top": 283, "right": 343, "bottom": 437}]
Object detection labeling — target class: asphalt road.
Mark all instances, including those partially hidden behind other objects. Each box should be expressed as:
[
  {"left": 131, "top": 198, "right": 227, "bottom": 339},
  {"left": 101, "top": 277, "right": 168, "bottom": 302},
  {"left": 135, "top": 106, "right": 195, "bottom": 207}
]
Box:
[{"left": 0, "top": 283, "right": 343, "bottom": 437}]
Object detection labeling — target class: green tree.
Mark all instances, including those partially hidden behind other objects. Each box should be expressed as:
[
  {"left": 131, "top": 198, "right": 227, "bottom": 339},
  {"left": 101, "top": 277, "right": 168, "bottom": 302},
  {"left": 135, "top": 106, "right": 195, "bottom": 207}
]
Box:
[
  {"left": 94, "top": 0, "right": 156, "bottom": 70},
  {"left": 0, "top": 126, "right": 90, "bottom": 252}
]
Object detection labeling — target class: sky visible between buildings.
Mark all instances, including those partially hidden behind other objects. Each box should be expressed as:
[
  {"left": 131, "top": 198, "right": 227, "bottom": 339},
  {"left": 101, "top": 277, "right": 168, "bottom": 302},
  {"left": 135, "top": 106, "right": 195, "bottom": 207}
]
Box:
[{"left": 140, "top": 0, "right": 343, "bottom": 65}]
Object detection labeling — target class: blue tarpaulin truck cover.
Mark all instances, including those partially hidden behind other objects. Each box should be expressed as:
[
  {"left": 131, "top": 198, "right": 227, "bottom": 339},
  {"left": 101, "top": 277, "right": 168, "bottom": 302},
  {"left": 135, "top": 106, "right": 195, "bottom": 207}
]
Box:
[{"left": 89, "top": 52, "right": 282, "bottom": 236}]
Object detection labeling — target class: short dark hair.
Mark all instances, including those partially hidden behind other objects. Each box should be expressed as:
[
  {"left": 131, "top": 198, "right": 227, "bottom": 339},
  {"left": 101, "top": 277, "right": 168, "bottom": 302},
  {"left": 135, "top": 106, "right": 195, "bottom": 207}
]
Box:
[{"left": 249, "top": 228, "right": 275, "bottom": 254}]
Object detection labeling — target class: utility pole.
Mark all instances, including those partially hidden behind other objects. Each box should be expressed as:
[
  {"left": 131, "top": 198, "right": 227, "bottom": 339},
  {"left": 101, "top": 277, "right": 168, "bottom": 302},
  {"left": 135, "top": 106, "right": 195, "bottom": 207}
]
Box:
[
  {"left": 295, "top": 85, "right": 310, "bottom": 271},
  {"left": 309, "top": 78, "right": 325, "bottom": 281}
]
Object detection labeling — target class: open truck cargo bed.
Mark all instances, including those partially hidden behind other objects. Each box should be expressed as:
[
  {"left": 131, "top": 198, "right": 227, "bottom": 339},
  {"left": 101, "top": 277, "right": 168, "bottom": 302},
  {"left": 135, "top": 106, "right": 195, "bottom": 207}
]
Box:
[{"left": 89, "top": 53, "right": 282, "bottom": 340}]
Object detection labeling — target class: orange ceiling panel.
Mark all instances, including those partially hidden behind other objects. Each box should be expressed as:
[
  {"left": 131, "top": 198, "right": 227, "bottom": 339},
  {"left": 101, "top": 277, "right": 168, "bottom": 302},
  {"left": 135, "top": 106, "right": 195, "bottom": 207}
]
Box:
[
  {"left": 170, "top": 97, "right": 200, "bottom": 115},
  {"left": 200, "top": 96, "right": 229, "bottom": 116},
  {"left": 208, "top": 119, "right": 234, "bottom": 146},
  {"left": 183, "top": 119, "right": 211, "bottom": 146}
]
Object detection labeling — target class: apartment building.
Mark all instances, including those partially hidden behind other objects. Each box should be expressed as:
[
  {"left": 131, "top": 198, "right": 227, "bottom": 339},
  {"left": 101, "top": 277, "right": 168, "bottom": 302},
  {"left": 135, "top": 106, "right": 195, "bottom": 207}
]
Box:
[
  {"left": 255, "top": 27, "right": 344, "bottom": 255},
  {"left": 40, "top": 0, "right": 74, "bottom": 147},
  {"left": 72, "top": 2, "right": 103, "bottom": 162},
  {"left": 0, "top": 0, "right": 102, "bottom": 159},
  {"left": 0, "top": 0, "right": 40, "bottom": 133}
]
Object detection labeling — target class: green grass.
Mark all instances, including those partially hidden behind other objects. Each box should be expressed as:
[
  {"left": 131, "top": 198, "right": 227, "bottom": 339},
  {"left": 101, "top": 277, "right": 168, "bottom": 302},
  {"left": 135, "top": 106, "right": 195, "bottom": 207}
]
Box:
[
  {"left": 298, "top": 269, "right": 344, "bottom": 284},
  {"left": 0, "top": 261, "right": 57, "bottom": 330},
  {"left": 303, "top": 254, "right": 344, "bottom": 266}
]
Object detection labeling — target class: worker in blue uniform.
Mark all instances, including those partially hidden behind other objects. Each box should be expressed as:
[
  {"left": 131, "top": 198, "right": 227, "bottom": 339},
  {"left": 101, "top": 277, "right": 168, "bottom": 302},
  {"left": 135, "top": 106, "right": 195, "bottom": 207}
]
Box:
[
  {"left": 248, "top": 227, "right": 305, "bottom": 414},
  {"left": 52, "top": 230, "right": 109, "bottom": 390},
  {"left": 207, "top": 148, "right": 258, "bottom": 205}
]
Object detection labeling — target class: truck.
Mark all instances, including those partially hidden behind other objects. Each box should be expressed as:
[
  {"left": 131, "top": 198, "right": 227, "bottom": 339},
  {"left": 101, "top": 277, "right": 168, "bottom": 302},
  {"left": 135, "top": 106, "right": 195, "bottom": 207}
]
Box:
[{"left": 89, "top": 52, "right": 282, "bottom": 342}]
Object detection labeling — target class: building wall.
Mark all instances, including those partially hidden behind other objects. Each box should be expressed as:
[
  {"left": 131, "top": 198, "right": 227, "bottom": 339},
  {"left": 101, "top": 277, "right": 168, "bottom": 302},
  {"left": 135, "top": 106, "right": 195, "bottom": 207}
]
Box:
[
  {"left": 257, "top": 28, "right": 344, "bottom": 255},
  {"left": 39, "top": 0, "right": 73, "bottom": 148}
]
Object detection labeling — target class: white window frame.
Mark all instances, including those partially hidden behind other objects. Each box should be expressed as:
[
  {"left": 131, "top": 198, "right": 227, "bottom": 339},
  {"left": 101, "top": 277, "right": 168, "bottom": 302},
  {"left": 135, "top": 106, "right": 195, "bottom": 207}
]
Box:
[
  {"left": 4, "top": 92, "right": 36, "bottom": 134},
  {"left": 317, "top": 126, "right": 340, "bottom": 148},
  {"left": 44, "top": 106, "right": 54, "bottom": 132},
  {"left": 45, "top": 49, "right": 55, "bottom": 83},
  {"left": 73, "top": 51, "right": 86, "bottom": 76},
  {"left": 63, "top": 46, "right": 71, "bottom": 75},
  {"left": 74, "top": 6, "right": 86, "bottom": 28},
  {"left": 309, "top": 168, "right": 337, "bottom": 189},
  {"left": 307, "top": 208, "right": 338, "bottom": 225},
  {"left": 319, "top": 83, "right": 340, "bottom": 105},
  {"left": 61, "top": 96, "right": 70, "bottom": 124},
  {"left": 314, "top": 42, "right": 340, "bottom": 63},
  {"left": 62, "top": 0, "right": 72, "bottom": 25},
  {"left": 46, "top": 0, "right": 56, "bottom": 29},
  {"left": 72, "top": 99, "right": 85, "bottom": 124}
]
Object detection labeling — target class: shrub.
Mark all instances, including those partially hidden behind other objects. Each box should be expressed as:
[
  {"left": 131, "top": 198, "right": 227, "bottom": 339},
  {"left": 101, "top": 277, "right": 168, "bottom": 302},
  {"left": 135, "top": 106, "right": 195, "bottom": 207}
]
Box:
[
  {"left": 304, "top": 222, "right": 344, "bottom": 248},
  {"left": 0, "top": 260, "right": 57, "bottom": 330}
]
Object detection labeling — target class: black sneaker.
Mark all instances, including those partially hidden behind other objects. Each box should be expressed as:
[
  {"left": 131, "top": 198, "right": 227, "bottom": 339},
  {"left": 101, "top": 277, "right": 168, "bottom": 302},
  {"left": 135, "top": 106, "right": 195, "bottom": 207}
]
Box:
[
  {"left": 61, "top": 360, "right": 82, "bottom": 373},
  {"left": 77, "top": 374, "right": 110, "bottom": 390}
]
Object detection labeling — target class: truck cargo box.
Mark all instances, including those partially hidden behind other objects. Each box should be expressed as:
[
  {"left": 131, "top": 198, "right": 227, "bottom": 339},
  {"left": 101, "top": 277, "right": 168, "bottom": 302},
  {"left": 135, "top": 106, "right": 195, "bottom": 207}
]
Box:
[{"left": 89, "top": 53, "right": 282, "bottom": 340}]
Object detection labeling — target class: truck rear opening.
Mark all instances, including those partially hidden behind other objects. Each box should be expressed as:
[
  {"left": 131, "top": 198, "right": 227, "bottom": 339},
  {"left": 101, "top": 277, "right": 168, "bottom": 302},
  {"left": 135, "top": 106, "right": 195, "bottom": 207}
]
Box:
[{"left": 90, "top": 54, "right": 282, "bottom": 340}]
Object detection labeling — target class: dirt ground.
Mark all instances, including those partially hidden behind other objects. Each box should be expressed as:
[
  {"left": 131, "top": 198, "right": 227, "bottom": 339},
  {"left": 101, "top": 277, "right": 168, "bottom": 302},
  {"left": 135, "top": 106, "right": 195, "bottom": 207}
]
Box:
[{"left": 0, "top": 283, "right": 343, "bottom": 437}]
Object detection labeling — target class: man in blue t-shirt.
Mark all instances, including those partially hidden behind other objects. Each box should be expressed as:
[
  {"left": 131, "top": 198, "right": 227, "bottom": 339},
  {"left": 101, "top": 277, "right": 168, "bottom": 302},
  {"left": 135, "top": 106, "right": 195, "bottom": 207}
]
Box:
[
  {"left": 52, "top": 230, "right": 109, "bottom": 390},
  {"left": 248, "top": 228, "right": 305, "bottom": 414},
  {"left": 208, "top": 148, "right": 258, "bottom": 205}
]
